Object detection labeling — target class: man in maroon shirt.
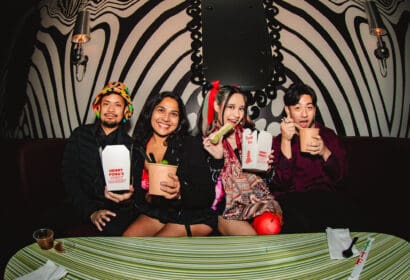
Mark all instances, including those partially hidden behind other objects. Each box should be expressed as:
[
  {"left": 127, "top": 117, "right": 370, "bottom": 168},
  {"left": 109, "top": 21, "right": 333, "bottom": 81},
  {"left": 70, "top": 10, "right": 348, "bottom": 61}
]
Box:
[{"left": 269, "top": 83, "right": 358, "bottom": 233}]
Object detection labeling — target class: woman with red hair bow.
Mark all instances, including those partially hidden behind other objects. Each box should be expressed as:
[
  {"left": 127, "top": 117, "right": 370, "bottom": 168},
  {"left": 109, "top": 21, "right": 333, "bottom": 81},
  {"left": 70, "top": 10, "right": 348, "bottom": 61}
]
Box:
[{"left": 199, "top": 81, "right": 283, "bottom": 236}]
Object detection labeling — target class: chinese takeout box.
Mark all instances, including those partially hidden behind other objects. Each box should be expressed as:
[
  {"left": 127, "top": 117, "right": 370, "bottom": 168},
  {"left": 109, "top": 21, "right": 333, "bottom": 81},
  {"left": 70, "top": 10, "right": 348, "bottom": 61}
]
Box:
[
  {"left": 241, "top": 128, "right": 272, "bottom": 172},
  {"left": 101, "top": 145, "right": 131, "bottom": 191}
]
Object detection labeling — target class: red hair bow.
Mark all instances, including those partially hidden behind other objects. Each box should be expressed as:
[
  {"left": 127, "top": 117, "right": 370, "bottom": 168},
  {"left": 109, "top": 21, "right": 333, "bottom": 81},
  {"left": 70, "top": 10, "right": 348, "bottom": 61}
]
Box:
[{"left": 207, "top": 80, "right": 220, "bottom": 125}]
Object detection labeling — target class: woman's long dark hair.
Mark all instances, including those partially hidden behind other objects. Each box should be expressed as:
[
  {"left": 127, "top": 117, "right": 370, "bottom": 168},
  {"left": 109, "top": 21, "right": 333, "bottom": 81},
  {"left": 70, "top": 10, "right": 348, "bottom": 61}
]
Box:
[{"left": 133, "top": 91, "right": 189, "bottom": 146}]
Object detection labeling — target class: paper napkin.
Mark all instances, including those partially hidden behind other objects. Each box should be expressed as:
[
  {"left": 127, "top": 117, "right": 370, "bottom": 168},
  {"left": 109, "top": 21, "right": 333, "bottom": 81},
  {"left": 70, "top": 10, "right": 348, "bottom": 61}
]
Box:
[
  {"left": 16, "top": 260, "right": 67, "bottom": 280},
  {"left": 326, "top": 227, "right": 359, "bottom": 259}
]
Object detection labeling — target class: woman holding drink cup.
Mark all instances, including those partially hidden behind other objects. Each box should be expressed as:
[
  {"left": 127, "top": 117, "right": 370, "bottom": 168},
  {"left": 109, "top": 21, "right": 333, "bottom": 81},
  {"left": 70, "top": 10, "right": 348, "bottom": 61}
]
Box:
[{"left": 122, "top": 91, "right": 223, "bottom": 237}]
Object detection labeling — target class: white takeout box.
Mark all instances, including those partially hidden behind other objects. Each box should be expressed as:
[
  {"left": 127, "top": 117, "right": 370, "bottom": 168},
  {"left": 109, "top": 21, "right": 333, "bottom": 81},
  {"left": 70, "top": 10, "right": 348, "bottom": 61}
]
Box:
[
  {"left": 101, "top": 145, "right": 131, "bottom": 191},
  {"left": 241, "top": 128, "right": 272, "bottom": 172}
]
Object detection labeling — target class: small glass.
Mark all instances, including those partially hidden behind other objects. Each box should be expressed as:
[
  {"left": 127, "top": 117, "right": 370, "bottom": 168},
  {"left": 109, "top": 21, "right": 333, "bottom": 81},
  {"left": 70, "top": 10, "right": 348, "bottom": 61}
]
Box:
[
  {"left": 53, "top": 239, "right": 76, "bottom": 253},
  {"left": 33, "top": 228, "right": 54, "bottom": 250}
]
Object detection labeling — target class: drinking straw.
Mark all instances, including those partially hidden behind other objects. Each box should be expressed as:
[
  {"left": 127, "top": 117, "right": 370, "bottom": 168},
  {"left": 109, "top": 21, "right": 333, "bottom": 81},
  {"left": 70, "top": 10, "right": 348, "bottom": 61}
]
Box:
[
  {"left": 149, "top": 152, "right": 156, "bottom": 163},
  {"left": 137, "top": 146, "right": 154, "bottom": 163}
]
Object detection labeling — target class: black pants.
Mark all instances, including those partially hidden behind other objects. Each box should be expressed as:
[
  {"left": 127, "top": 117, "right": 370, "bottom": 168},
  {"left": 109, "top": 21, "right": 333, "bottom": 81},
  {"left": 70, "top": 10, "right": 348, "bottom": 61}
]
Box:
[
  {"left": 277, "top": 191, "right": 364, "bottom": 233},
  {"left": 102, "top": 205, "right": 139, "bottom": 236}
]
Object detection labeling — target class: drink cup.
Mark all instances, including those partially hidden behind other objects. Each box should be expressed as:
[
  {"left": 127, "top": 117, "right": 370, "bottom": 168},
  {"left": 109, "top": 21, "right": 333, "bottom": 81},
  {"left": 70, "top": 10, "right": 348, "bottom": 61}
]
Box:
[
  {"left": 147, "top": 163, "right": 178, "bottom": 196},
  {"left": 33, "top": 228, "right": 54, "bottom": 250},
  {"left": 299, "top": 127, "right": 319, "bottom": 153}
]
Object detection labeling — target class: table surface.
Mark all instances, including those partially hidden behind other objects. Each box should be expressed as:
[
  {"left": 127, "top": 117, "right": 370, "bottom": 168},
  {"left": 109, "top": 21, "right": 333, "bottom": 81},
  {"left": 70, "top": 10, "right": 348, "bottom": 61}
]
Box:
[{"left": 4, "top": 232, "right": 409, "bottom": 280}]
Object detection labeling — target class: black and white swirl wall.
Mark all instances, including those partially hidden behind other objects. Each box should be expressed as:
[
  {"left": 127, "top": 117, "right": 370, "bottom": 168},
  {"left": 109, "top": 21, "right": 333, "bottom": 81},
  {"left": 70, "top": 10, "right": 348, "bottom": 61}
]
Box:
[{"left": 0, "top": 0, "right": 409, "bottom": 138}]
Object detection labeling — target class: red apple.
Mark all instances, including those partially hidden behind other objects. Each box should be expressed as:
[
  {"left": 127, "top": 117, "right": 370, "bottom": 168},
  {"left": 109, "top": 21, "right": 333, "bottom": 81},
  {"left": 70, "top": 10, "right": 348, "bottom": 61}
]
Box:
[{"left": 252, "top": 212, "right": 282, "bottom": 235}]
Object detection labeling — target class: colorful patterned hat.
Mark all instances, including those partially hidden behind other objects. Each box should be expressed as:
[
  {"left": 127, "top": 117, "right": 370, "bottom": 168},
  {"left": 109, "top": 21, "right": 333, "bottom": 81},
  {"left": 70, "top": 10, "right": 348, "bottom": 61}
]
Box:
[{"left": 92, "top": 81, "right": 134, "bottom": 121}]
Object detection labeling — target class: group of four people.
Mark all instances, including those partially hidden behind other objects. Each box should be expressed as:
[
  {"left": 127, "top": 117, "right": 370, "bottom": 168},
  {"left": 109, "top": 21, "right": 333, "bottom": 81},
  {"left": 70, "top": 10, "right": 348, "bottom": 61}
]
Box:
[{"left": 62, "top": 80, "right": 353, "bottom": 237}]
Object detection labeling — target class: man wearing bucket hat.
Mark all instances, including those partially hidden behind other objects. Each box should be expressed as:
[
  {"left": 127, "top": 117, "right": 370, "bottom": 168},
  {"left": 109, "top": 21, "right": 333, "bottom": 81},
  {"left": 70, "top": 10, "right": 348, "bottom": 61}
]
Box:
[{"left": 62, "top": 81, "right": 139, "bottom": 235}]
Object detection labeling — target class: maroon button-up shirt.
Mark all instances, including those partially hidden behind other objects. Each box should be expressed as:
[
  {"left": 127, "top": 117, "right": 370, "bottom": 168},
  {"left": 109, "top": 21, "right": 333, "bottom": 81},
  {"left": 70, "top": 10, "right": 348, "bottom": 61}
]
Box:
[{"left": 270, "top": 122, "right": 347, "bottom": 197}]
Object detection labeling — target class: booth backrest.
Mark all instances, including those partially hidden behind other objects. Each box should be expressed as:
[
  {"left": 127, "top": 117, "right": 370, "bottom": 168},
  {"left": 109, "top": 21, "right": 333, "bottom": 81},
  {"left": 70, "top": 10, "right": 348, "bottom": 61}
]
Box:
[
  {"left": 340, "top": 137, "right": 409, "bottom": 240},
  {"left": 18, "top": 138, "right": 67, "bottom": 211}
]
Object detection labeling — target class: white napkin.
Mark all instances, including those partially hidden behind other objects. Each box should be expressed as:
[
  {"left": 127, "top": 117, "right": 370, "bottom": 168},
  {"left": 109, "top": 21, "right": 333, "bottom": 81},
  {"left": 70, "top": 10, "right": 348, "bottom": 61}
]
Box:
[
  {"left": 326, "top": 227, "right": 359, "bottom": 259},
  {"left": 16, "top": 260, "right": 67, "bottom": 280}
]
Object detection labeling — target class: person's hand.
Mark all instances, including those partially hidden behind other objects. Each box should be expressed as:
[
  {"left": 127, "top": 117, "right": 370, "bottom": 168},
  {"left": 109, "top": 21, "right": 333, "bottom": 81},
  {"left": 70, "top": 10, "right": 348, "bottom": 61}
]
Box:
[
  {"left": 104, "top": 185, "right": 134, "bottom": 203},
  {"left": 280, "top": 108, "right": 298, "bottom": 159},
  {"left": 90, "top": 209, "right": 116, "bottom": 232},
  {"left": 304, "top": 134, "right": 322, "bottom": 155},
  {"left": 160, "top": 173, "right": 181, "bottom": 200},
  {"left": 280, "top": 117, "right": 298, "bottom": 141},
  {"left": 306, "top": 135, "right": 332, "bottom": 160},
  {"left": 203, "top": 133, "right": 224, "bottom": 159}
]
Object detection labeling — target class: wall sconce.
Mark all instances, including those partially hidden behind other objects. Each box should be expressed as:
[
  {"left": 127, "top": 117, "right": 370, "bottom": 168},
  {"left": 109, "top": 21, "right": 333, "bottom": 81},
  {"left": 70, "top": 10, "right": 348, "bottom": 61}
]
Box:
[
  {"left": 364, "top": 0, "right": 389, "bottom": 77},
  {"left": 71, "top": 10, "right": 91, "bottom": 82}
]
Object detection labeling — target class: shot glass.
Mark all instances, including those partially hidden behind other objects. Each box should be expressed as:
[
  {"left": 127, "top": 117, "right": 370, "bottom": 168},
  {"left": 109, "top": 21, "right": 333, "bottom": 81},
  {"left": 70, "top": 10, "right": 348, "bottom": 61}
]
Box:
[{"left": 54, "top": 239, "right": 75, "bottom": 253}]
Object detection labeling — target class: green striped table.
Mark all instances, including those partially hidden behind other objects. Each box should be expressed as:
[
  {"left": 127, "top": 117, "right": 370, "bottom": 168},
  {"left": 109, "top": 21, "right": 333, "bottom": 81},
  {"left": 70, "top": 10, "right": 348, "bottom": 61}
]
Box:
[{"left": 5, "top": 232, "right": 409, "bottom": 280}]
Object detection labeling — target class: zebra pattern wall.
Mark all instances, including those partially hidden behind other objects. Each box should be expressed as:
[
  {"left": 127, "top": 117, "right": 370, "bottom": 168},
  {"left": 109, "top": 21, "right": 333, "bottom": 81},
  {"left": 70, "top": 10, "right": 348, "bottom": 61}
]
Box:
[{"left": 1, "top": 0, "right": 409, "bottom": 138}]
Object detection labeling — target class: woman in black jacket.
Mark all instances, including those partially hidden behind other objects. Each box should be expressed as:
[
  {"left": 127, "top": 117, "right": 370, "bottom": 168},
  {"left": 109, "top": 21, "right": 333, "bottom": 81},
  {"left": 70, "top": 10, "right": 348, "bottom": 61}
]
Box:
[{"left": 122, "top": 91, "right": 223, "bottom": 237}]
